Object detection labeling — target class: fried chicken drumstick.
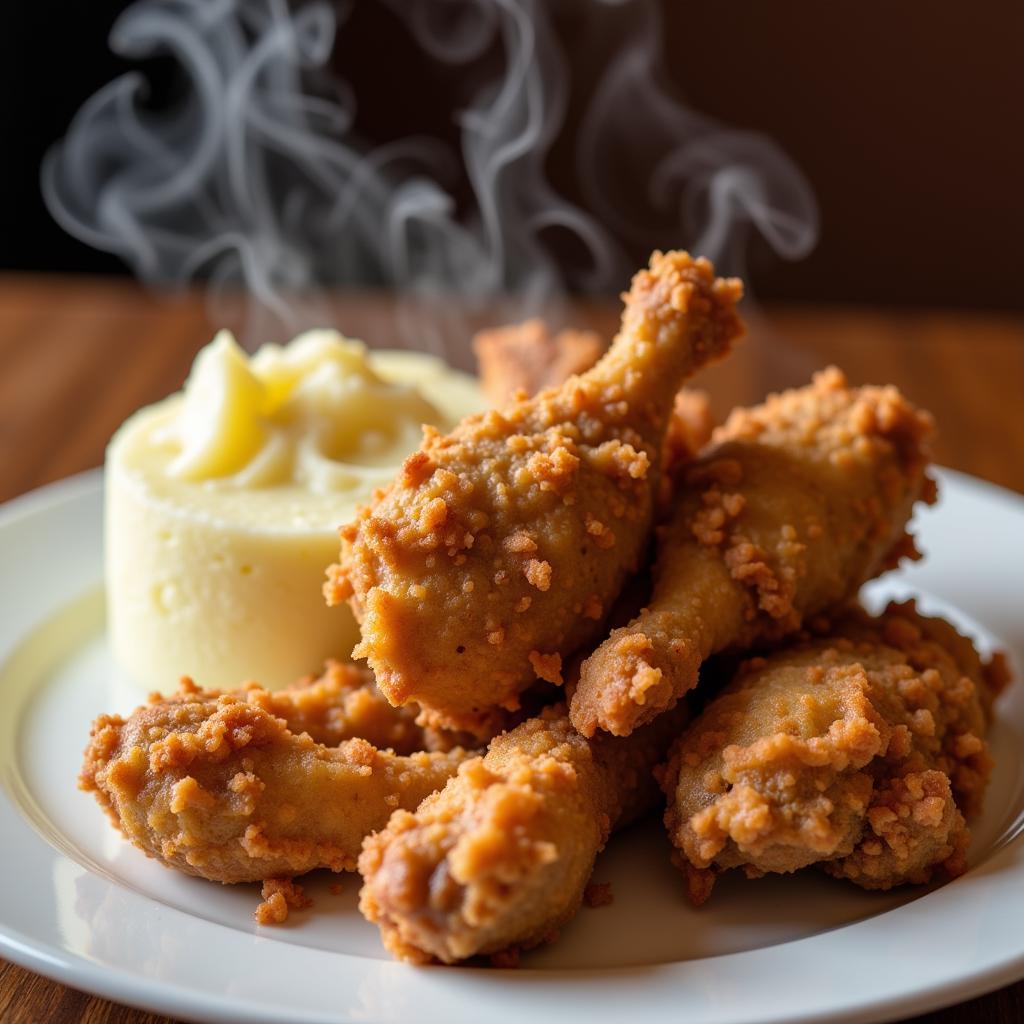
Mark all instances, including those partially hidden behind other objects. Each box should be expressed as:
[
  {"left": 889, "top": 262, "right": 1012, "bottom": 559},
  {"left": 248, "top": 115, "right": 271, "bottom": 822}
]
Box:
[
  {"left": 81, "top": 663, "right": 473, "bottom": 884},
  {"left": 661, "top": 602, "right": 1008, "bottom": 904},
  {"left": 571, "top": 368, "right": 936, "bottom": 737},
  {"left": 359, "top": 702, "right": 688, "bottom": 963},
  {"left": 328, "top": 252, "right": 743, "bottom": 732},
  {"left": 473, "top": 317, "right": 715, "bottom": 468}
]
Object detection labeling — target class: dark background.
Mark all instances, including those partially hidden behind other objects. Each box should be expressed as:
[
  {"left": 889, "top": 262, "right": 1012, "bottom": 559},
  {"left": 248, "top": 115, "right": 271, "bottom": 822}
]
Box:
[{"left": 3, "top": 1, "right": 1022, "bottom": 308}]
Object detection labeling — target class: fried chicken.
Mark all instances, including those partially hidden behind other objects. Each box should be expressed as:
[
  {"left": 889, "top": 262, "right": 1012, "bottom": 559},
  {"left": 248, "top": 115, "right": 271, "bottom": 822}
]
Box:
[
  {"left": 664, "top": 388, "right": 716, "bottom": 469},
  {"left": 473, "top": 318, "right": 715, "bottom": 469},
  {"left": 472, "top": 319, "right": 604, "bottom": 406},
  {"left": 571, "top": 368, "right": 936, "bottom": 737},
  {"left": 327, "top": 252, "right": 744, "bottom": 732},
  {"left": 245, "top": 660, "right": 473, "bottom": 752},
  {"left": 358, "top": 702, "right": 687, "bottom": 963},
  {"left": 80, "top": 664, "right": 473, "bottom": 884},
  {"left": 661, "top": 602, "right": 1009, "bottom": 903}
]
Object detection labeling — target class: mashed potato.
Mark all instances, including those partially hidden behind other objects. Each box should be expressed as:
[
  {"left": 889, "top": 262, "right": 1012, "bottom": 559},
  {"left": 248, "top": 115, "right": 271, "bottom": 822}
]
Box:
[{"left": 106, "top": 329, "right": 483, "bottom": 692}]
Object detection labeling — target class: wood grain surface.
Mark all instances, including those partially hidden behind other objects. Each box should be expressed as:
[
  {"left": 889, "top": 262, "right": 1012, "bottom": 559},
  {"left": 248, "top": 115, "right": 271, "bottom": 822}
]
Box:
[{"left": 0, "top": 275, "right": 1021, "bottom": 1024}]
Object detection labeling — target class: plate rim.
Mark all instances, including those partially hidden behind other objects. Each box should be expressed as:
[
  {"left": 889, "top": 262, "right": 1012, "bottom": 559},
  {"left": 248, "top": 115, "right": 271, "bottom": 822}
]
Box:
[{"left": 0, "top": 466, "right": 1022, "bottom": 1024}]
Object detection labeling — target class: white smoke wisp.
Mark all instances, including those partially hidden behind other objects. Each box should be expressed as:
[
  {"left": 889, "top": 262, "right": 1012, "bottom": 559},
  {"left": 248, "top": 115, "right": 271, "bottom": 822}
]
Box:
[
  {"left": 576, "top": 0, "right": 818, "bottom": 280},
  {"left": 376, "top": 0, "right": 626, "bottom": 350},
  {"left": 43, "top": 0, "right": 818, "bottom": 351}
]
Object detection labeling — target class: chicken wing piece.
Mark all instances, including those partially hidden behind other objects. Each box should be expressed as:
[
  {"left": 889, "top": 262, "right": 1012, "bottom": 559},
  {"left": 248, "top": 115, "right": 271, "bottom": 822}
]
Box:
[
  {"left": 81, "top": 666, "right": 473, "bottom": 884},
  {"left": 359, "top": 702, "right": 688, "bottom": 963},
  {"left": 661, "top": 601, "right": 1009, "bottom": 904},
  {"left": 571, "top": 368, "right": 936, "bottom": 737},
  {"left": 327, "top": 252, "right": 744, "bottom": 732}
]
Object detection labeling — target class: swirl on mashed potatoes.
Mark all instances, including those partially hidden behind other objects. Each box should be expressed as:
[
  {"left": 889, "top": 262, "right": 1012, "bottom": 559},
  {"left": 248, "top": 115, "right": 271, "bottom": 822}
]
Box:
[{"left": 136, "top": 329, "right": 482, "bottom": 520}]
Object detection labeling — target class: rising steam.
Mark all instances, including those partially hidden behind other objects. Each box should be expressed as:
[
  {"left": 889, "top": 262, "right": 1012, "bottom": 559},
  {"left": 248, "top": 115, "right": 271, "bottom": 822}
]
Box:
[{"left": 42, "top": 0, "right": 817, "bottom": 348}]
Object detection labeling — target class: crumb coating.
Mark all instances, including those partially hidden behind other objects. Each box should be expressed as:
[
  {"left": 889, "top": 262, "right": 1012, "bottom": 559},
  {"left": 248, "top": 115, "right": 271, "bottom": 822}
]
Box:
[
  {"left": 255, "top": 877, "right": 311, "bottom": 924},
  {"left": 328, "top": 252, "right": 743, "bottom": 732},
  {"left": 472, "top": 319, "right": 604, "bottom": 406},
  {"left": 358, "top": 703, "right": 687, "bottom": 962},
  {"left": 80, "top": 664, "right": 473, "bottom": 884},
  {"left": 660, "top": 601, "right": 1008, "bottom": 902},
  {"left": 572, "top": 367, "right": 937, "bottom": 737},
  {"left": 472, "top": 317, "right": 713, "bottom": 472}
]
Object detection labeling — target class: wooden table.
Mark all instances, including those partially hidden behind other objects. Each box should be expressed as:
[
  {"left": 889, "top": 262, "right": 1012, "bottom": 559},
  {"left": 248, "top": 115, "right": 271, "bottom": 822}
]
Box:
[{"left": 0, "top": 275, "right": 1021, "bottom": 1024}]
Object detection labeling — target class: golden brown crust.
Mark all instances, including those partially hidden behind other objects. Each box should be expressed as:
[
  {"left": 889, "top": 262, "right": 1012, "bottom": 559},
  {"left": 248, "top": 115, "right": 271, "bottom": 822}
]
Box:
[
  {"left": 80, "top": 667, "right": 474, "bottom": 884},
  {"left": 242, "top": 661, "right": 476, "bottom": 753},
  {"left": 582, "top": 881, "right": 615, "bottom": 908},
  {"left": 661, "top": 601, "right": 1005, "bottom": 901},
  {"left": 473, "top": 319, "right": 604, "bottom": 406},
  {"left": 473, "top": 318, "right": 713, "bottom": 473},
  {"left": 571, "top": 368, "right": 937, "bottom": 737},
  {"left": 665, "top": 389, "right": 715, "bottom": 470},
  {"left": 255, "top": 877, "right": 311, "bottom": 924},
  {"left": 329, "top": 252, "right": 743, "bottom": 732},
  {"left": 358, "top": 703, "right": 687, "bottom": 963}
]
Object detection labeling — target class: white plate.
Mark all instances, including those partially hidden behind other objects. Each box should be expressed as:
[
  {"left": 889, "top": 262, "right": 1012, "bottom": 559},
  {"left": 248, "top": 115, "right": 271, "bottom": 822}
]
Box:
[{"left": 0, "top": 468, "right": 1022, "bottom": 1024}]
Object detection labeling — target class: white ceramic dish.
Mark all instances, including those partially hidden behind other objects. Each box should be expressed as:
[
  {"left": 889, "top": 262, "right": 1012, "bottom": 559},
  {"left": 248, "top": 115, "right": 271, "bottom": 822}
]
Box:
[{"left": 0, "top": 468, "right": 1021, "bottom": 1024}]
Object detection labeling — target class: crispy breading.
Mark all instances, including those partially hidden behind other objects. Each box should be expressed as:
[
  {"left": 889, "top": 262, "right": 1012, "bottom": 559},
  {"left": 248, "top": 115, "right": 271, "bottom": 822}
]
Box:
[
  {"left": 359, "top": 703, "right": 687, "bottom": 963},
  {"left": 473, "top": 319, "right": 713, "bottom": 470},
  {"left": 472, "top": 319, "right": 604, "bottom": 406},
  {"left": 665, "top": 388, "right": 715, "bottom": 469},
  {"left": 255, "top": 877, "right": 311, "bottom": 924},
  {"left": 241, "top": 660, "right": 473, "bottom": 753},
  {"left": 660, "top": 602, "right": 1007, "bottom": 902},
  {"left": 327, "top": 252, "right": 743, "bottom": 732},
  {"left": 572, "top": 368, "right": 936, "bottom": 737},
  {"left": 80, "top": 665, "right": 474, "bottom": 884}
]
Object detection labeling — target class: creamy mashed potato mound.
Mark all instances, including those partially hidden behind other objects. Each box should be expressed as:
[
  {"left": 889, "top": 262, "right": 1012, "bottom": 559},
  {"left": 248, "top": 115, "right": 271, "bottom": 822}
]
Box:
[{"left": 106, "top": 329, "right": 483, "bottom": 692}]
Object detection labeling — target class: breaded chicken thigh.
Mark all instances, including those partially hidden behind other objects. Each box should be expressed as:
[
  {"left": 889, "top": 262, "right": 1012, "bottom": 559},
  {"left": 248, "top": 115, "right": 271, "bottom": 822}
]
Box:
[
  {"left": 572, "top": 368, "right": 936, "bottom": 737},
  {"left": 328, "top": 252, "right": 743, "bottom": 732},
  {"left": 661, "top": 602, "right": 1008, "bottom": 903}
]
